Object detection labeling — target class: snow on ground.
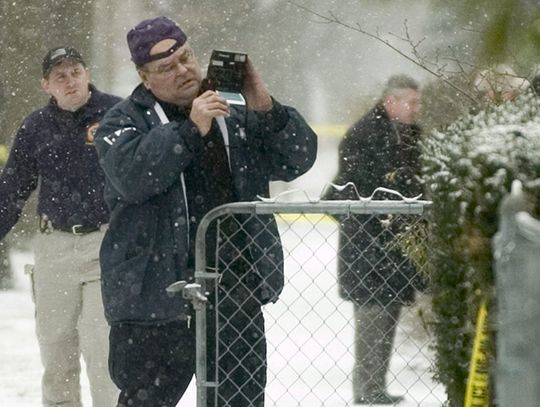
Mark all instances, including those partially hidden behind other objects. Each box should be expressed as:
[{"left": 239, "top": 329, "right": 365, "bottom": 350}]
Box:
[
  {"left": 0, "top": 250, "right": 197, "bottom": 407},
  {"left": 0, "top": 251, "right": 43, "bottom": 406},
  {"left": 264, "top": 218, "right": 446, "bottom": 406},
  {"left": 0, "top": 219, "right": 446, "bottom": 406}
]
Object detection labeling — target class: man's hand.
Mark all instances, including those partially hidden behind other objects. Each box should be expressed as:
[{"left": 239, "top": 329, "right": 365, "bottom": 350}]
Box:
[
  {"left": 190, "top": 91, "right": 230, "bottom": 136},
  {"left": 243, "top": 58, "right": 273, "bottom": 112}
]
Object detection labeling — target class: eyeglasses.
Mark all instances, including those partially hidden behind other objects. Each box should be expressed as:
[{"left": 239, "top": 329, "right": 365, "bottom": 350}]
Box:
[{"left": 143, "top": 49, "right": 195, "bottom": 78}]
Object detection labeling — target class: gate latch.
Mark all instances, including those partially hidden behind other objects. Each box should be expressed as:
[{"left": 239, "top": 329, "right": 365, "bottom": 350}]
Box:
[{"left": 166, "top": 280, "right": 208, "bottom": 309}]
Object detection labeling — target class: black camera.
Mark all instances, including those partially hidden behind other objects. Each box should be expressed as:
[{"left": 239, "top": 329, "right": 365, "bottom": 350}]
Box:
[{"left": 205, "top": 50, "right": 247, "bottom": 105}]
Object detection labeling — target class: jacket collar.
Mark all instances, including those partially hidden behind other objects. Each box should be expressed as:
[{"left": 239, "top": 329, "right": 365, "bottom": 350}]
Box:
[
  {"left": 130, "top": 83, "right": 191, "bottom": 117},
  {"left": 130, "top": 83, "right": 157, "bottom": 108},
  {"left": 373, "top": 102, "right": 390, "bottom": 121}
]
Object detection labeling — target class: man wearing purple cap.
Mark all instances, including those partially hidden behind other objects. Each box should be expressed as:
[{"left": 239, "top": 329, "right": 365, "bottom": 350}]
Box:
[
  {"left": 0, "top": 46, "right": 121, "bottom": 406},
  {"left": 95, "top": 16, "right": 317, "bottom": 407}
]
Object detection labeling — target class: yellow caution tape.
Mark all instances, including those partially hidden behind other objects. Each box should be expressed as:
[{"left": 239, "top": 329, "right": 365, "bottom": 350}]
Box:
[
  {"left": 464, "top": 301, "right": 490, "bottom": 407},
  {"left": 0, "top": 144, "right": 8, "bottom": 164},
  {"left": 310, "top": 124, "right": 348, "bottom": 139}
]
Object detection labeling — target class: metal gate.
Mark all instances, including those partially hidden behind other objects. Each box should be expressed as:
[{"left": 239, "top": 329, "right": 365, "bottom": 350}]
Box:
[{"left": 181, "top": 199, "right": 445, "bottom": 406}]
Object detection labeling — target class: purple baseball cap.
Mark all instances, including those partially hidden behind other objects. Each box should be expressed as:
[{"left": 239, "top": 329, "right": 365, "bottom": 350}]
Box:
[{"left": 127, "top": 16, "right": 188, "bottom": 66}]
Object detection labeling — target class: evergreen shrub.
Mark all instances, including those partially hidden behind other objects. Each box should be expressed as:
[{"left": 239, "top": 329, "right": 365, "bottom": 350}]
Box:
[{"left": 420, "top": 92, "right": 540, "bottom": 406}]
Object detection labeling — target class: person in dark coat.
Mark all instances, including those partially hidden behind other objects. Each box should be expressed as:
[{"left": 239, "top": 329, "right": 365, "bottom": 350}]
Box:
[
  {"left": 94, "top": 16, "right": 317, "bottom": 407},
  {"left": 0, "top": 47, "right": 120, "bottom": 406},
  {"left": 325, "top": 74, "right": 423, "bottom": 405}
]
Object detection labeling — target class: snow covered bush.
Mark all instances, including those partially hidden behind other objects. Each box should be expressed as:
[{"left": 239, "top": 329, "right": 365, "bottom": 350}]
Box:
[{"left": 421, "top": 92, "right": 540, "bottom": 406}]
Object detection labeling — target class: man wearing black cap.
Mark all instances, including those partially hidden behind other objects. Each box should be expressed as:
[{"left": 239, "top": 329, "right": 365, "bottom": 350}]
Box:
[
  {"left": 95, "top": 16, "right": 317, "bottom": 407},
  {"left": 0, "top": 46, "right": 121, "bottom": 406}
]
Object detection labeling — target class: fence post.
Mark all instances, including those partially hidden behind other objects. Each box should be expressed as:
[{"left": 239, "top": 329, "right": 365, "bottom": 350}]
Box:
[{"left": 493, "top": 181, "right": 540, "bottom": 406}]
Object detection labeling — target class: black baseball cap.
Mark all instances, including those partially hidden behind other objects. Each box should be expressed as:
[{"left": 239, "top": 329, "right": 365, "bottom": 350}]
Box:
[{"left": 42, "top": 46, "right": 86, "bottom": 78}]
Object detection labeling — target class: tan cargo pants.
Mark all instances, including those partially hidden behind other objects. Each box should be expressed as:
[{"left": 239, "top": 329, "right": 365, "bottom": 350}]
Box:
[{"left": 30, "top": 228, "right": 118, "bottom": 407}]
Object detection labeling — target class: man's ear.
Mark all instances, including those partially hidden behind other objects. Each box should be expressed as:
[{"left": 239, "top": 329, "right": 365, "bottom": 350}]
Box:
[
  {"left": 382, "top": 95, "right": 390, "bottom": 109},
  {"left": 41, "top": 78, "right": 50, "bottom": 94},
  {"left": 138, "top": 69, "right": 151, "bottom": 90}
]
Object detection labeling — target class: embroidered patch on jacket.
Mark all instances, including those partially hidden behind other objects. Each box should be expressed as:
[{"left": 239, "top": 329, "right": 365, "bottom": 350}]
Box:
[
  {"left": 86, "top": 123, "right": 100, "bottom": 145},
  {"left": 102, "top": 127, "right": 137, "bottom": 145}
]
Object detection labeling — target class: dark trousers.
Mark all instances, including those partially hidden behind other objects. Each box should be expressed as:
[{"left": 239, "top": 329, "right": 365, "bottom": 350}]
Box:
[
  {"left": 109, "top": 320, "right": 196, "bottom": 407},
  {"left": 207, "top": 280, "right": 267, "bottom": 407},
  {"left": 352, "top": 302, "right": 401, "bottom": 398}
]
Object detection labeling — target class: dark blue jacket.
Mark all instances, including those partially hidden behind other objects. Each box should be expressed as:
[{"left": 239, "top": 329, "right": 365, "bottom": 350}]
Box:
[
  {"left": 0, "top": 86, "right": 121, "bottom": 240},
  {"left": 95, "top": 84, "right": 317, "bottom": 325}
]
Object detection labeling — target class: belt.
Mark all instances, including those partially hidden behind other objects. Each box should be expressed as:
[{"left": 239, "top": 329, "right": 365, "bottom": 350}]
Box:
[
  {"left": 54, "top": 224, "right": 101, "bottom": 235},
  {"left": 39, "top": 221, "right": 102, "bottom": 235},
  {"left": 39, "top": 216, "right": 103, "bottom": 235}
]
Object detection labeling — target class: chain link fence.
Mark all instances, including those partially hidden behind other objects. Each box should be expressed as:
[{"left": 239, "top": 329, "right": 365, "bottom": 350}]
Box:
[{"left": 181, "top": 200, "right": 446, "bottom": 406}]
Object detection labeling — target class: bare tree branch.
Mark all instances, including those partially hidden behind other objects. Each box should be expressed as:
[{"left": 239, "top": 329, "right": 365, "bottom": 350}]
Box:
[{"left": 288, "top": 0, "right": 479, "bottom": 104}]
